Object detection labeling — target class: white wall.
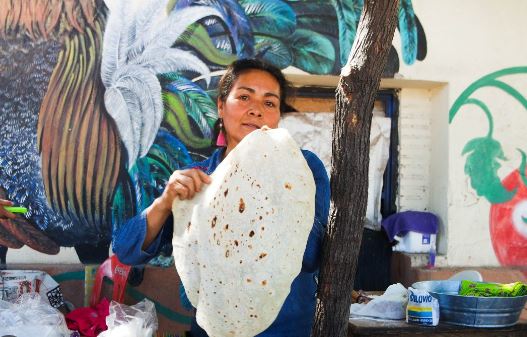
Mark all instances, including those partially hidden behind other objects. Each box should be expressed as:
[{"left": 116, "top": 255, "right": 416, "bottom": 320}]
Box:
[{"left": 396, "top": 0, "right": 527, "bottom": 266}]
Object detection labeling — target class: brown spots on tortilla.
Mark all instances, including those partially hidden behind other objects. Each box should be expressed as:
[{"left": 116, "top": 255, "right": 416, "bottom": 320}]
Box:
[
  {"left": 259, "top": 252, "right": 267, "bottom": 259},
  {"left": 239, "top": 198, "right": 245, "bottom": 213},
  {"left": 234, "top": 240, "right": 239, "bottom": 246},
  {"left": 265, "top": 196, "right": 268, "bottom": 200},
  {"left": 225, "top": 250, "right": 230, "bottom": 258},
  {"left": 224, "top": 188, "right": 228, "bottom": 197},
  {"left": 261, "top": 280, "right": 267, "bottom": 286},
  {"left": 211, "top": 216, "right": 217, "bottom": 228},
  {"left": 246, "top": 278, "right": 252, "bottom": 283},
  {"left": 249, "top": 230, "right": 255, "bottom": 237},
  {"left": 224, "top": 224, "right": 229, "bottom": 231},
  {"left": 259, "top": 216, "right": 263, "bottom": 220},
  {"left": 261, "top": 226, "right": 265, "bottom": 231},
  {"left": 187, "top": 222, "right": 191, "bottom": 230},
  {"left": 216, "top": 240, "right": 221, "bottom": 246},
  {"left": 284, "top": 182, "right": 292, "bottom": 190},
  {"left": 239, "top": 260, "right": 243, "bottom": 264}
]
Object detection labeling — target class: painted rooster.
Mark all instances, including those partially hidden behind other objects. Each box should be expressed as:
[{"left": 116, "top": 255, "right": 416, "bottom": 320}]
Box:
[{"left": 0, "top": 0, "right": 219, "bottom": 262}]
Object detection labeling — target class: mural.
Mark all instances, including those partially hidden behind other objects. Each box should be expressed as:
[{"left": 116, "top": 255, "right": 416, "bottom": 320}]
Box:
[
  {"left": 0, "top": 0, "right": 427, "bottom": 263},
  {"left": 449, "top": 67, "right": 527, "bottom": 269}
]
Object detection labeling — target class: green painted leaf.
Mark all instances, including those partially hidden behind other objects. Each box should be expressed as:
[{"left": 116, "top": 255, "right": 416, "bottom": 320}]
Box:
[
  {"left": 290, "top": 28, "right": 335, "bottom": 74},
  {"left": 398, "top": 0, "right": 418, "bottom": 65},
  {"left": 177, "top": 23, "right": 237, "bottom": 66},
  {"left": 462, "top": 137, "right": 516, "bottom": 203},
  {"left": 331, "top": 0, "right": 363, "bottom": 67},
  {"left": 163, "top": 92, "right": 213, "bottom": 149},
  {"left": 239, "top": 0, "right": 296, "bottom": 38},
  {"left": 255, "top": 35, "right": 293, "bottom": 69},
  {"left": 147, "top": 130, "right": 193, "bottom": 176},
  {"left": 296, "top": 15, "right": 338, "bottom": 38},
  {"left": 288, "top": 2, "right": 336, "bottom": 18},
  {"left": 162, "top": 74, "right": 217, "bottom": 136},
  {"left": 519, "top": 148, "right": 527, "bottom": 188}
]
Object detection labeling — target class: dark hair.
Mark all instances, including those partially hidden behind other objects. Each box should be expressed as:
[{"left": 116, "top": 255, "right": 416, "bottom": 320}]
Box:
[
  {"left": 217, "top": 58, "right": 291, "bottom": 113},
  {"left": 212, "top": 58, "right": 293, "bottom": 147}
]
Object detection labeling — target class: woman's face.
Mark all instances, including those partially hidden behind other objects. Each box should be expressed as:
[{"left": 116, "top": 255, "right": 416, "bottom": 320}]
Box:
[{"left": 218, "top": 69, "right": 281, "bottom": 154}]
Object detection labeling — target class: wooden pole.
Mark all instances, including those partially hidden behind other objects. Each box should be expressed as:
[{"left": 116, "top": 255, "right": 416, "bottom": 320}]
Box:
[{"left": 312, "top": 1, "right": 399, "bottom": 336}]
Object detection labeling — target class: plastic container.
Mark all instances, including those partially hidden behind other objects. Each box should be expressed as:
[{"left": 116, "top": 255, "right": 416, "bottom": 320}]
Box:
[
  {"left": 393, "top": 231, "right": 436, "bottom": 253},
  {"left": 412, "top": 280, "right": 527, "bottom": 327}
]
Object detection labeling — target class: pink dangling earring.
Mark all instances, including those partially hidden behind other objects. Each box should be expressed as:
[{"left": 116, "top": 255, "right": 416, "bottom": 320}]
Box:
[{"left": 216, "top": 118, "right": 226, "bottom": 147}]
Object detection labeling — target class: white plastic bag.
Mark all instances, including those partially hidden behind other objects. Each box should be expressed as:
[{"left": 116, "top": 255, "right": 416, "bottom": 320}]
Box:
[
  {"left": 0, "top": 293, "right": 72, "bottom": 337},
  {"left": 350, "top": 283, "right": 408, "bottom": 320},
  {"left": 0, "top": 270, "right": 64, "bottom": 308},
  {"left": 98, "top": 299, "right": 158, "bottom": 337}
]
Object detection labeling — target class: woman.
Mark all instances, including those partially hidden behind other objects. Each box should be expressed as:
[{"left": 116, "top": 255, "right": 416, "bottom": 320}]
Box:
[{"left": 113, "top": 58, "right": 330, "bottom": 337}]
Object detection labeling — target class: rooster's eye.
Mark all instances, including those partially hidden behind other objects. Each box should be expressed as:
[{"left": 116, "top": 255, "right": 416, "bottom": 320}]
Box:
[{"left": 512, "top": 199, "right": 527, "bottom": 239}]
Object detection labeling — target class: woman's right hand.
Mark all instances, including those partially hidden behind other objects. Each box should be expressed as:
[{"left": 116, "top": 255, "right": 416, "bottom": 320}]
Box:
[
  {"left": 158, "top": 169, "right": 212, "bottom": 212},
  {"left": 143, "top": 169, "right": 211, "bottom": 249}
]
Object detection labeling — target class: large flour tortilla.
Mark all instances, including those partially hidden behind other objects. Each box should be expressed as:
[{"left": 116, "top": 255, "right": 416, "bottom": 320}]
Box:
[{"left": 172, "top": 128, "right": 316, "bottom": 337}]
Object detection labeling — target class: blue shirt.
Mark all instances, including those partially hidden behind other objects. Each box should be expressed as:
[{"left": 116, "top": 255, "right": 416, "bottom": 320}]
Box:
[{"left": 113, "top": 148, "right": 330, "bottom": 337}]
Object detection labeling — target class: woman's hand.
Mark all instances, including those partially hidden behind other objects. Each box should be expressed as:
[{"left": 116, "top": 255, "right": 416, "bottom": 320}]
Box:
[
  {"left": 143, "top": 169, "right": 211, "bottom": 249},
  {"left": 158, "top": 169, "right": 212, "bottom": 211},
  {"left": 0, "top": 199, "right": 15, "bottom": 219}
]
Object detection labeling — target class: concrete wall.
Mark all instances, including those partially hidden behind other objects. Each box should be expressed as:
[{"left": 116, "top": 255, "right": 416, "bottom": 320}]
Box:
[{"left": 396, "top": 0, "right": 527, "bottom": 267}]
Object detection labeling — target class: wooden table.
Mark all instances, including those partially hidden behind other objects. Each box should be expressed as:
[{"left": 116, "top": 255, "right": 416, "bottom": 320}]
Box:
[{"left": 348, "top": 318, "right": 527, "bottom": 337}]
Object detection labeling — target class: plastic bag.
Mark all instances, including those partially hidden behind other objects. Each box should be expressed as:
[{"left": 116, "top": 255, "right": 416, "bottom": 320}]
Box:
[
  {"left": 0, "top": 292, "right": 72, "bottom": 337},
  {"left": 350, "top": 283, "right": 408, "bottom": 320},
  {"left": 0, "top": 270, "right": 65, "bottom": 308},
  {"left": 98, "top": 299, "right": 158, "bottom": 337}
]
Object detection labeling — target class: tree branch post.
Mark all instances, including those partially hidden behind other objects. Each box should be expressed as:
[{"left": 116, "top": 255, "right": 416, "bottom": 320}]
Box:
[{"left": 312, "top": 1, "right": 399, "bottom": 336}]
